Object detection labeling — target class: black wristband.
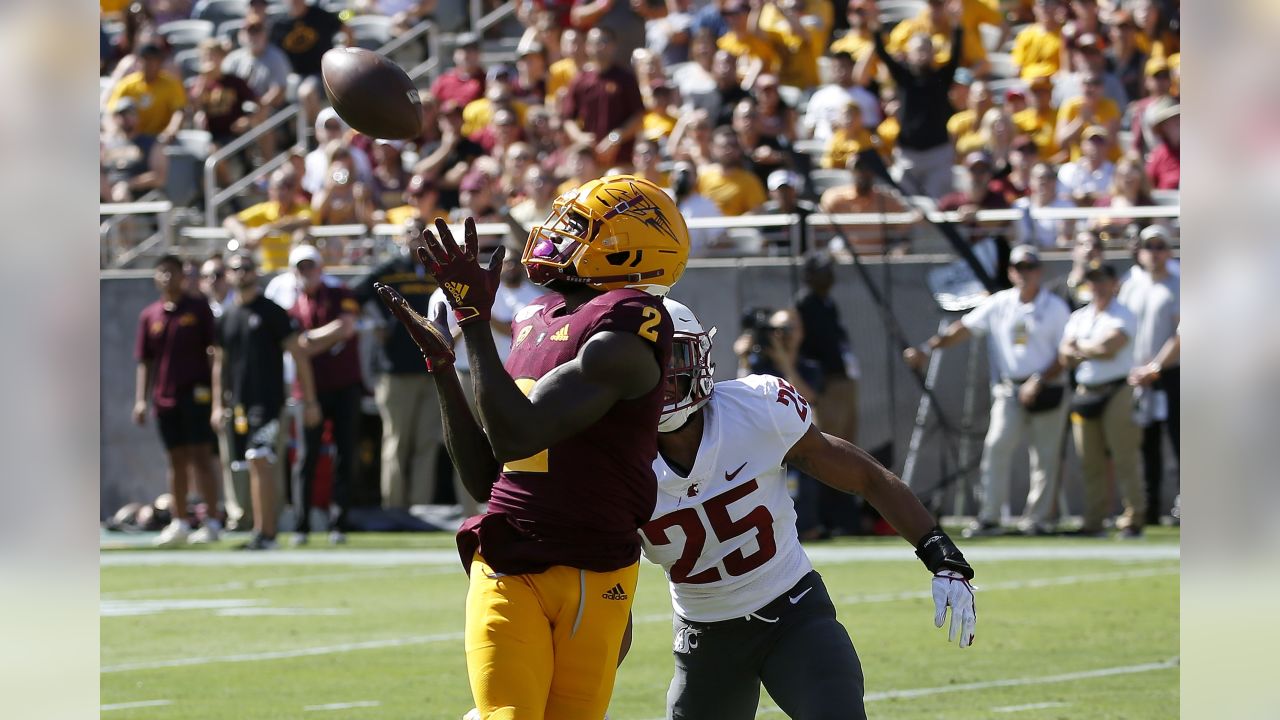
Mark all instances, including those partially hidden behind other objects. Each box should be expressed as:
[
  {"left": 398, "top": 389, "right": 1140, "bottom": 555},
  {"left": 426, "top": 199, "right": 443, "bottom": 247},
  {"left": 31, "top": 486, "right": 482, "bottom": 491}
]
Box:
[{"left": 915, "top": 527, "right": 975, "bottom": 580}]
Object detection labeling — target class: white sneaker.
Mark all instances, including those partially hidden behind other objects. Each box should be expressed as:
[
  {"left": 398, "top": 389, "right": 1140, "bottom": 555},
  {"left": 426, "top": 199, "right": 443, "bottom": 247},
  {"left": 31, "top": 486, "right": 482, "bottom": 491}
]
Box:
[
  {"left": 153, "top": 520, "right": 191, "bottom": 547},
  {"left": 189, "top": 520, "right": 222, "bottom": 544}
]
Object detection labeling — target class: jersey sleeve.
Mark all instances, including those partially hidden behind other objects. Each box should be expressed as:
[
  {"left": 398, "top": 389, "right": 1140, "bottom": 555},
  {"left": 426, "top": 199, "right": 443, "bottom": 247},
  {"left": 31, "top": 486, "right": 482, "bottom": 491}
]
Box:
[
  {"left": 740, "top": 373, "right": 814, "bottom": 450},
  {"left": 134, "top": 308, "right": 151, "bottom": 362}
]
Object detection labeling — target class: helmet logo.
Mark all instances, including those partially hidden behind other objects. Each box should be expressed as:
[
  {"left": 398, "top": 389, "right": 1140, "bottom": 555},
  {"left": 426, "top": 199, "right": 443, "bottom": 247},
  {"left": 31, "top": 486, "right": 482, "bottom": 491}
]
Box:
[{"left": 599, "top": 182, "right": 682, "bottom": 246}]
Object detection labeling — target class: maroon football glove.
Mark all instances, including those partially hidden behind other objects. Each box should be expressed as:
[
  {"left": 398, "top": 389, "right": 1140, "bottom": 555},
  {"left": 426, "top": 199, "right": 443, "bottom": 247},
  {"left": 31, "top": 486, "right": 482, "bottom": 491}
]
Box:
[
  {"left": 418, "top": 217, "right": 505, "bottom": 327},
  {"left": 374, "top": 282, "right": 455, "bottom": 373}
]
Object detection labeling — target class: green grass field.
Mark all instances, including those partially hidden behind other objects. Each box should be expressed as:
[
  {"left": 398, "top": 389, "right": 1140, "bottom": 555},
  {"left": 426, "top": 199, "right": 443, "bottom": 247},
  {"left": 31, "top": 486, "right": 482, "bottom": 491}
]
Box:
[{"left": 101, "top": 529, "right": 1179, "bottom": 719}]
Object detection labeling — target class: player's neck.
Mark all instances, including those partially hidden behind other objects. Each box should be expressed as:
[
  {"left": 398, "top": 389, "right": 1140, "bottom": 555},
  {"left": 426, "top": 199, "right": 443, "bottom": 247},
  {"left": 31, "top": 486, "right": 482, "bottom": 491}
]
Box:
[
  {"left": 557, "top": 285, "right": 601, "bottom": 313},
  {"left": 657, "top": 410, "right": 705, "bottom": 474}
]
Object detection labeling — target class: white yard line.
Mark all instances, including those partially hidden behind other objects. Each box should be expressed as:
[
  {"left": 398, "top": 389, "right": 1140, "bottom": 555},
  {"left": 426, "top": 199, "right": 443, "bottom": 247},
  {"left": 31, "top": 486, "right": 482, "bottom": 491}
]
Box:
[
  {"left": 992, "top": 701, "right": 1072, "bottom": 713},
  {"left": 101, "top": 544, "right": 1179, "bottom": 567},
  {"left": 102, "top": 567, "right": 1175, "bottom": 673},
  {"left": 102, "top": 566, "right": 454, "bottom": 600},
  {"left": 101, "top": 632, "right": 464, "bottom": 673},
  {"left": 101, "top": 699, "right": 172, "bottom": 711},
  {"left": 303, "top": 701, "right": 382, "bottom": 711}
]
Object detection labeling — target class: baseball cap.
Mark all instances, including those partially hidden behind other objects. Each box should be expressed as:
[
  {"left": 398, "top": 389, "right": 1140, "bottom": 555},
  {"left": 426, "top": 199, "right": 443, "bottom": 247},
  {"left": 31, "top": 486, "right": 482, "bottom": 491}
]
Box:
[
  {"left": 1083, "top": 260, "right": 1116, "bottom": 281},
  {"left": 316, "top": 106, "right": 346, "bottom": 133},
  {"left": 1151, "top": 101, "right": 1180, "bottom": 127},
  {"left": 1138, "top": 225, "right": 1174, "bottom": 247},
  {"left": 289, "top": 244, "right": 323, "bottom": 268},
  {"left": 1082, "top": 125, "right": 1109, "bottom": 142},
  {"left": 1073, "top": 32, "right": 1101, "bottom": 51},
  {"left": 1009, "top": 244, "right": 1041, "bottom": 266},
  {"left": 964, "top": 150, "right": 993, "bottom": 169},
  {"left": 455, "top": 32, "right": 480, "bottom": 50},
  {"left": 1145, "top": 56, "right": 1171, "bottom": 77},
  {"left": 766, "top": 169, "right": 800, "bottom": 192},
  {"left": 112, "top": 96, "right": 138, "bottom": 114},
  {"left": 486, "top": 64, "right": 515, "bottom": 83}
]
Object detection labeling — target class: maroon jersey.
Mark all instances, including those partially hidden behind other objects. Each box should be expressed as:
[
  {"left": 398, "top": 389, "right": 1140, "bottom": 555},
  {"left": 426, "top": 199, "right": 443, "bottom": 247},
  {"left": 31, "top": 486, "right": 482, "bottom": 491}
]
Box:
[
  {"left": 289, "top": 284, "right": 363, "bottom": 393},
  {"left": 134, "top": 295, "right": 215, "bottom": 412},
  {"left": 456, "top": 289, "right": 674, "bottom": 575}
]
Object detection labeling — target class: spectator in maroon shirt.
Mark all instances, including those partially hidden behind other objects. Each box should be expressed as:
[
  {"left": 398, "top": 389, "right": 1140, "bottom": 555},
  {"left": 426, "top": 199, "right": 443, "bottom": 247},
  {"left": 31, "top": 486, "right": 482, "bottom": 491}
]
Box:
[
  {"left": 430, "top": 32, "right": 486, "bottom": 108},
  {"left": 561, "top": 27, "right": 646, "bottom": 167},
  {"left": 133, "top": 254, "right": 222, "bottom": 547},
  {"left": 1146, "top": 102, "right": 1179, "bottom": 190},
  {"left": 190, "top": 39, "right": 260, "bottom": 188},
  {"left": 286, "top": 244, "right": 363, "bottom": 545},
  {"left": 939, "top": 151, "right": 1014, "bottom": 280}
]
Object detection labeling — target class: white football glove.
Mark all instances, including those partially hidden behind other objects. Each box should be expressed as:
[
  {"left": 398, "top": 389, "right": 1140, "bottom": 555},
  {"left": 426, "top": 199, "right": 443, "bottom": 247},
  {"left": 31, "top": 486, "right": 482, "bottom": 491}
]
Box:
[{"left": 932, "top": 570, "right": 977, "bottom": 648}]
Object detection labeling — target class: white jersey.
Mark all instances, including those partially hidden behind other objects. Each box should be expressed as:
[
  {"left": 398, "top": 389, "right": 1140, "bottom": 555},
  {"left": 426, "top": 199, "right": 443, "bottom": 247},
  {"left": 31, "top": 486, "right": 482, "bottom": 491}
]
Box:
[{"left": 640, "top": 374, "right": 815, "bottom": 622}]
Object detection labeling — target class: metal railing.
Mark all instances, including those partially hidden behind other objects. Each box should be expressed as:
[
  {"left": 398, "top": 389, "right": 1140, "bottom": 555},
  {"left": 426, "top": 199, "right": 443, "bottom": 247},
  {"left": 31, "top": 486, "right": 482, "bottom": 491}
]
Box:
[
  {"left": 204, "top": 103, "right": 308, "bottom": 226},
  {"left": 170, "top": 203, "right": 1180, "bottom": 269},
  {"left": 100, "top": 197, "right": 175, "bottom": 268}
]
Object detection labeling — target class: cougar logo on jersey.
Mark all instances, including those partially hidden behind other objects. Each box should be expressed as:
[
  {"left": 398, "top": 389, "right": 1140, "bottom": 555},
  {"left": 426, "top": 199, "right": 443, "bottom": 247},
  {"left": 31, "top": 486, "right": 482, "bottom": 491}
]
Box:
[
  {"left": 674, "top": 625, "right": 702, "bottom": 654},
  {"left": 687, "top": 482, "right": 700, "bottom": 498}
]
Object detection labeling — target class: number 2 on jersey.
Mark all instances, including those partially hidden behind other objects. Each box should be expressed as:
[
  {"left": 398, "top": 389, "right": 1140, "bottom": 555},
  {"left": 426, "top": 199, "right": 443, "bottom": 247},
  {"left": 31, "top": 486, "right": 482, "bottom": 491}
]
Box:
[
  {"left": 775, "top": 378, "right": 809, "bottom": 421},
  {"left": 641, "top": 479, "right": 777, "bottom": 584},
  {"left": 638, "top": 306, "right": 661, "bottom": 342}
]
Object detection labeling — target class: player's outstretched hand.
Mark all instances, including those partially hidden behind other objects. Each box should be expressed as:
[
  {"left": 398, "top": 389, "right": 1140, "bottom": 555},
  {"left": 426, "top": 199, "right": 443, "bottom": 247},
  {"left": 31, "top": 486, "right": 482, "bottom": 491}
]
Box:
[
  {"left": 374, "top": 282, "right": 456, "bottom": 373},
  {"left": 417, "top": 217, "right": 505, "bottom": 327},
  {"left": 932, "top": 570, "right": 977, "bottom": 648}
]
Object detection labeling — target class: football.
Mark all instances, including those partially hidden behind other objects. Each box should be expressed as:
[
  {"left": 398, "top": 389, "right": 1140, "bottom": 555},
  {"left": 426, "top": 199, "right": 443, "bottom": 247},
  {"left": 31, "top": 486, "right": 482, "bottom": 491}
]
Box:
[{"left": 320, "top": 47, "right": 423, "bottom": 140}]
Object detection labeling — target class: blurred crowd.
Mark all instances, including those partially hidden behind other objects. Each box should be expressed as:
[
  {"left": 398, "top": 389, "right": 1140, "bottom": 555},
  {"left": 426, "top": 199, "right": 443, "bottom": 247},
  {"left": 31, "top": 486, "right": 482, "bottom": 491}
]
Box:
[{"left": 101, "top": 0, "right": 1180, "bottom": 264}]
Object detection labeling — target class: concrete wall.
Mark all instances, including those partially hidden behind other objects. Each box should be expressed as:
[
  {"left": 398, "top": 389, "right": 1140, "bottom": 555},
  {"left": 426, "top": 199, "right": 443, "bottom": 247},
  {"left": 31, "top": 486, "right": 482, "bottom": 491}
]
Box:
[{"left": 101, "top": 257, "right": 1103, "bottom": 520}]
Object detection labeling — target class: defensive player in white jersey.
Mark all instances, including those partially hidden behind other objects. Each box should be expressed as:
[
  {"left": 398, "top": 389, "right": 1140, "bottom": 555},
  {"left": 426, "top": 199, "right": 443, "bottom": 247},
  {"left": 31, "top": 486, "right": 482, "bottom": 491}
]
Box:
[{"left": 639, "top": 299, "right": 978, "bottom": 720}]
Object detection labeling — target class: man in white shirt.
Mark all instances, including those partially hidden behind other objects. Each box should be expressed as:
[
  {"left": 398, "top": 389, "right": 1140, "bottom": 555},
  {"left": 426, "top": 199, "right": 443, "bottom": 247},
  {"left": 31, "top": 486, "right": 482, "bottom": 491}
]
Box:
[
  {"left": 802, "top": 50, "right": 882, "bottom": 142},
  {"left": 1061, "top": 261, "right": 1143, "bottom": 538},
  {"left": 904, "top": 245, "right": 1072, "bottom": 536},
  {"left": 1056, "top": 126, "right": 1115, "bottom": 204},
  {"left": 639, "top": 299, "right": 977, "bottom": 720}
]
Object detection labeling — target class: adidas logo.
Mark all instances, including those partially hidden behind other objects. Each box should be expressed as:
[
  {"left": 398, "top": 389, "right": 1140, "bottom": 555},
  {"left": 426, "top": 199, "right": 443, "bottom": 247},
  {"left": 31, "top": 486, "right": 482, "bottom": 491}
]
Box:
[
  {"left": 443, "top": 281, "right": 470, "bottom": 301},
  {"left": 601, "top": 583, "right": 629, "bottom": 601},
  {"left": 550, "top": 325, "right": 570, "bottom": 342}
]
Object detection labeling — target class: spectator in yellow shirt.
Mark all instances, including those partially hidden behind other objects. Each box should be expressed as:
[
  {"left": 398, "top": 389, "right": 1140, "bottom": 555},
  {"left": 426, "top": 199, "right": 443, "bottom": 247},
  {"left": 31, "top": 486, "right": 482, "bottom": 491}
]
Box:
[
  {"left": 829, "top": 2, "right": 880, "bottom": 87},
  {"left": 821, "top": 101, "right": 876, "bottom": 170},
  {"left": 107, "top": 43, "right": 187, "bottom": 142},
  {"left": 875, "top": 86, "right": 901, "bottom": 162},
  {"left": 756, "top": 0, "right": 826, "bottom": 89},
  {"left": 947, "top": 79, "right": 993, "bottom": 154},
  {"left": 717, "top": 0, "right": 783, "bottom": 77},
  {"left": 1011, "top": 0, "right": 1065, "bottom": 80},
  {"left": 379, "top": 174, "right": 445, "bottom": 227},
  {"left": 462, "top": 65, "right": 529, "bottom": 139},
  {"left": 697, "top": 128, "right": 768, "bottom": 216},
  {"left": 887, "top": 0, "right": 991, "bottom": 76},
  {"left": 642, "top": 84, "right": 680, "bottom": 142},
  {"left": 1055, "top": 73, "right": 1120, "bottom": 161},
  {"left": 545, "top": 27, "right": 584, "bottom": 106},
  {"left": 1012, "top": 73, "right": 1060, "bottom": 160},
  {"left": 223, "top": 169, "right": 312, "bottom": 272}
]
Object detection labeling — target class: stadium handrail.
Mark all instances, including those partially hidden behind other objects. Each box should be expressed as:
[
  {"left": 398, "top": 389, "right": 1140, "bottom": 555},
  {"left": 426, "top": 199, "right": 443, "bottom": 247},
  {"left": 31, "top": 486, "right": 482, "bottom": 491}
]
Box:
[{"left": 204, "top": 103, "right": 308, "bottom": 225}]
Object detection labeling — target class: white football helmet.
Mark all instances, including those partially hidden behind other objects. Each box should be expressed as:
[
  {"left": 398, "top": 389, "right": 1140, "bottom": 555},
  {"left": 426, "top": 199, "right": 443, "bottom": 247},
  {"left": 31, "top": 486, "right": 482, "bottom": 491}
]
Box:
[{"left": 659, "top": 298, "right": 716, "bottom": 432}]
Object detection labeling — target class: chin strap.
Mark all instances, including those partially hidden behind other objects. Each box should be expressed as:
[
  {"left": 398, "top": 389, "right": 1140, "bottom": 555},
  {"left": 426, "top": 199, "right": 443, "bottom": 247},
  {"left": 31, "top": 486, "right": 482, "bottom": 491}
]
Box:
[{"left": 915, "top": 527, "right": 975, "bottom": 580}]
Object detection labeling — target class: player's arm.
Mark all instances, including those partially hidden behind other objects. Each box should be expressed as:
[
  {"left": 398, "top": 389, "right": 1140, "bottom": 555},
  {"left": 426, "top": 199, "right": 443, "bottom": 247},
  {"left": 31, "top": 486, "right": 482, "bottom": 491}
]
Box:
[
  {"left": 209, "top": 347, "right": 224, "bottom": 432},
  {"left": 903, "top": 318, "right": 971, "bottom": 369},
  {"left": 785, "top": 426, "right": 938, "bottom": 544},
  {"left": 133, "top": 360, "right": 153, "bottom": 425},
  {"left": 786, "top": 425, "right": 978, "bottom": 647},
  {"left": 375, "top": 285, "right": 500, "bottom": 500},
  {"left": 284, "top": 332, "right": 322, "bottom": 428},
  {"left": 468, "top": 327, "right": 660, "bottom": 463}
]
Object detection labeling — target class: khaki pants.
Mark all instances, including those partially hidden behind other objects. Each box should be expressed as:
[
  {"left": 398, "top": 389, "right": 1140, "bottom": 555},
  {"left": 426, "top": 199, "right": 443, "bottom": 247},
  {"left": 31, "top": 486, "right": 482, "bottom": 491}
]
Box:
[
  {"left": 813, "top": 374, "right": 859, "bottom": 444},
  {"left": 376, "top": 373, "right": 444, "bottom": 509},
  {"left": 217, "top": 422, "right": 252, "bottom": 530},
  {"left": 1071, "top": 384, "right": 1144, "bottom": 532},
  {"left": 978, "top": 383, "right": 1069, "bottom": 526}
]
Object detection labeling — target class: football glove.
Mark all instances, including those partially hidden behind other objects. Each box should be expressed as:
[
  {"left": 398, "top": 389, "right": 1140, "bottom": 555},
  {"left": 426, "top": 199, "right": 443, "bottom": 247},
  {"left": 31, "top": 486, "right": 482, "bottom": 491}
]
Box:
[
  {"left": 418, "top": 216, "right": 504, "bottom": 327},
  {"left": 932, "top": 570, "right": 977, "bottom": 648},
  {"left": 374, "top": 282, "right": 455, "bottom": 373}
]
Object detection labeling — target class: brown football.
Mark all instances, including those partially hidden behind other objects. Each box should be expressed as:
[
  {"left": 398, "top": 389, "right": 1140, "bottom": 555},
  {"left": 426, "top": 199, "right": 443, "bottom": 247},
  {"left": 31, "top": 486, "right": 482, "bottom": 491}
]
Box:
[{"left": 321, "top": 47, "right": 423, "bottom": 140}]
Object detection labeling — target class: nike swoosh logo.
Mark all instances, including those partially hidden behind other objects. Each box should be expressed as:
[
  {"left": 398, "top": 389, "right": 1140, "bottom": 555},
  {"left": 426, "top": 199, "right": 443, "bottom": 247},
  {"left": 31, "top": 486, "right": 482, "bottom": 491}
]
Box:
[
  {"left": 725, "top": 462, "right": 748, "bottom": 481},
  {"left": 788, "top": 587, "right": 813, "bottom": 604}
]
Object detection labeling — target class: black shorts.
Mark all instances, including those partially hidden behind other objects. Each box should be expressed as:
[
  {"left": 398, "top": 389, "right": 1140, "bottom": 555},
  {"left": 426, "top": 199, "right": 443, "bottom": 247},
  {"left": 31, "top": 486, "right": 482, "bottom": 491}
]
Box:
[
  {"left": 228, "top": 404, "right": 283, "bottom": 471},
  {"left": 156, "top": 385, "right": 216, "bottom": 450}
]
